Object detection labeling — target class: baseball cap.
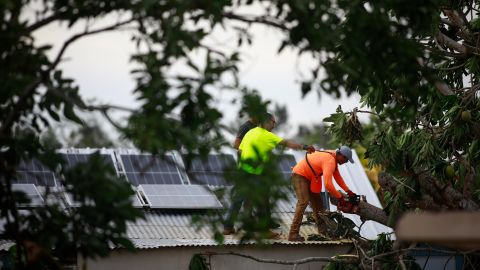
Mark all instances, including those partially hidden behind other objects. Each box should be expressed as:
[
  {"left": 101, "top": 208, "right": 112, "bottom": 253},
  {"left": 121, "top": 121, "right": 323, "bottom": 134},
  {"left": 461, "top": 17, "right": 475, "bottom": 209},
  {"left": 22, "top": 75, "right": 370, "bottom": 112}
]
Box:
[{"left": 337, "top": 145, "right": 354, "bottom": 163}]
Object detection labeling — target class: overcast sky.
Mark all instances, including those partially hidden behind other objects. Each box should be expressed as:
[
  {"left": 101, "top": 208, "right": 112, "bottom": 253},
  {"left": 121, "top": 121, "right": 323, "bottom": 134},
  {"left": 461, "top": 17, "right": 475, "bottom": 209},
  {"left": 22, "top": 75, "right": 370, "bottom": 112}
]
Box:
[{"left": 32, "top": 11, "right": 364, "bottom": 139}]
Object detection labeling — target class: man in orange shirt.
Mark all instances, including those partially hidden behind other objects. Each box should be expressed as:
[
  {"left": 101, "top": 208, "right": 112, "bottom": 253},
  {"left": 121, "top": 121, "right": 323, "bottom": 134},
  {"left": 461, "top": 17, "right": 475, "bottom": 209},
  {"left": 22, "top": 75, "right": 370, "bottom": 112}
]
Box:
[{"left": 288, "top": 146, "right": 357, "bottom": 242}]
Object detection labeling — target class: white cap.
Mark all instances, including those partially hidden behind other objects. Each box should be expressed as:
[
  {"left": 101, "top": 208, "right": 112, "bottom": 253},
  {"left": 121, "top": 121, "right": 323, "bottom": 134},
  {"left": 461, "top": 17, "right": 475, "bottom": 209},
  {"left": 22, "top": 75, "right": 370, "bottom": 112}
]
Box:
[{"left": 337, "top": 145, "right": 354, "bottom": 163}]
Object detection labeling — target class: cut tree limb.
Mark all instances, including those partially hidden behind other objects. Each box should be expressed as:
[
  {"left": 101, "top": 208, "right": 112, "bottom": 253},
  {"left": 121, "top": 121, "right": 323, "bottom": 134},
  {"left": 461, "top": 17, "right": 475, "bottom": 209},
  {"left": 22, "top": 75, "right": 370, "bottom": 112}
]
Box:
[{"left": 330, "top": 196, "right": 390, "bottom": 227}]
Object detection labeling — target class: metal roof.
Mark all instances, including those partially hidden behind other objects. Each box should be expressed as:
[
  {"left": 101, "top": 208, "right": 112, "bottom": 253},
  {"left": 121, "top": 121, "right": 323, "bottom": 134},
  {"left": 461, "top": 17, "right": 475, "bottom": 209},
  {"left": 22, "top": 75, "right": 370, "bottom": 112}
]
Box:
[{"left": 125, "top": 210, "right": 352, "bottom": 248}]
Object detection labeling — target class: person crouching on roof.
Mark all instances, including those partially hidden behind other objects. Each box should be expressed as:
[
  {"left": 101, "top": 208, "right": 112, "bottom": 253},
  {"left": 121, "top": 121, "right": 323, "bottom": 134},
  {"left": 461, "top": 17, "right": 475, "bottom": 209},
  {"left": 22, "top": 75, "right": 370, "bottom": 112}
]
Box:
[{"left": 288, "top": 145, "right": 358, "bottom": 242}]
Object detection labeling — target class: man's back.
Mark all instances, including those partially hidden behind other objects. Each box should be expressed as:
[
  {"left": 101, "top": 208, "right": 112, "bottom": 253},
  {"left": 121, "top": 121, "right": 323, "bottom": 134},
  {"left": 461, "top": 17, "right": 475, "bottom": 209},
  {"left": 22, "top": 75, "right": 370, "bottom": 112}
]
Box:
[
  {"left": 292, "top": 151, "right": 337, "bottom": 181},
  {"left": 238, "top": 127, "right": 283, "bottom": 174}
]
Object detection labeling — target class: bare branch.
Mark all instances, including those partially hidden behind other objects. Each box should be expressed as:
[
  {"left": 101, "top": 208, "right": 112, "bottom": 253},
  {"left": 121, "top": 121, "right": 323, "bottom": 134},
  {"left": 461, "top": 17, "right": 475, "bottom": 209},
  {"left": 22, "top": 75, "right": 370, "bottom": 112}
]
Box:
[
  {"left": 50, "top": 19, "right": 134, "bottom": 71},
  {"left": 26, "top": 9, "right": 68, "bottom": 32},
  {"left": 223, "top": 12, "right": 288, "bottom": 31},
  {"left": 199, "top": 251, "right": 357, "bottom": 265}
]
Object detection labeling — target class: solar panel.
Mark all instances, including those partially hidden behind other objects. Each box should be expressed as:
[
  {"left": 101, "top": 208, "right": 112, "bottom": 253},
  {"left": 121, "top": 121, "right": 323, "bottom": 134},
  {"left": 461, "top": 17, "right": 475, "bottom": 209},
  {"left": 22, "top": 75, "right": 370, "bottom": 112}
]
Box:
[
  {"left": 12, "top": 184, "right": 44, "bottom": 207},
  {"left": 61, "top": 153, "right": 114, "bottom": 169},
  {"left": 139, "top": 184, "right": 222, "bottom": 209},
  {"left": 64, "top": 193, "right": 143, "bottom": 208},
  {"left": 182, "top": 154, "right": 236, "bottom": 186},
  {"left": 120, "top": 154, "right": 183, "bottom": 186},
  {"left": 15, "top": 159, "right": 57, "bottom": 186},
  {"left": 274, "top": 154, "right": 296, "bottom": 180}
]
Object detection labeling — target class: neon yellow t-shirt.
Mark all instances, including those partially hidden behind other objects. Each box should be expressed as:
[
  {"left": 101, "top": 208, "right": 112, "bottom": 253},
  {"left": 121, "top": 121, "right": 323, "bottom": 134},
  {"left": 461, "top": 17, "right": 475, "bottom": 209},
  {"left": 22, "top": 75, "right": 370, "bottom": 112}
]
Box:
[{"left": 238, "top": 127, "right": 283, "bottom": 174}]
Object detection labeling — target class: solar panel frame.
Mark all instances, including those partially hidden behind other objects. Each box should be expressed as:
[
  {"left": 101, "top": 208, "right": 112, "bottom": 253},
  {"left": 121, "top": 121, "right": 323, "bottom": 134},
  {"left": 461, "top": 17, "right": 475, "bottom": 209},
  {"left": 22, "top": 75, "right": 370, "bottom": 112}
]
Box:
[
  {"left": 120, "top": 154, "right": 184, "bottom": 186},
  {"left": 182, "top": 154, "right": 236, "bottom": 186},
  {"left": 130, "top": 194, "right": 144, "bottom": 208},
  {"left": 139, "top": 184, "right": 223, "bottom": 209}
]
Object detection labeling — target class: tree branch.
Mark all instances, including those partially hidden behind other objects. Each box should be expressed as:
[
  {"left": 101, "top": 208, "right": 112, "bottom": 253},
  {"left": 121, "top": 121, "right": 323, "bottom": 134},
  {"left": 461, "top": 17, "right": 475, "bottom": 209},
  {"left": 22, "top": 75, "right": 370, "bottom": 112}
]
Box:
[
  {"left": 50, "top": 19, "right": 134, "bottom": 71},
  {"left": 223, "top": 12, "right": 288, "bottom": 31},
  {"left": 442, "top": 9, "right": 472, "bottom": 42},
  {"left": 199, "top": 251, "right": 357, "bottom": 265},
  {"left": 330, "top": 195, "right": 390, "bottom": 227},
  {"left": 26, "top": 10, "right": 68, "bottom": 32},
  {"left": 416, "top": 171, "right": 479, "bottom": 210},
  {"left": 0, "top": 19, "right": 135, "bottom": 138},
  {"left": 435, "top": 31, "right": 468, "bottom": 55},
  {"left": 433, "top": 80, "right": 455, "bottom": 96}
]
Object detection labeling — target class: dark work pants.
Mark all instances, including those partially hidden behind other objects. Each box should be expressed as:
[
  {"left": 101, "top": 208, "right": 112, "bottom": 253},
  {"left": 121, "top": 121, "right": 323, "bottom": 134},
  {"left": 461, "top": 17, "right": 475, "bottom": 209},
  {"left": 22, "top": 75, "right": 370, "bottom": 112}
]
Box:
[{"left": 223, "top": 173, "right": 272, "bottom": 230}]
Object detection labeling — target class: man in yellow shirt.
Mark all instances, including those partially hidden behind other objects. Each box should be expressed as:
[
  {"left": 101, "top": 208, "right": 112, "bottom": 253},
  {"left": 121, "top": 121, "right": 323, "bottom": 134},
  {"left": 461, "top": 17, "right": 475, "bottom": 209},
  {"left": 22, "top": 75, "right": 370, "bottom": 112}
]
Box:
[
  {"left": 288, "top": 146, "right": 357, "bottom": 241},
  {"left": 223, "top": 113, "right": 315, "bottom": 236}
]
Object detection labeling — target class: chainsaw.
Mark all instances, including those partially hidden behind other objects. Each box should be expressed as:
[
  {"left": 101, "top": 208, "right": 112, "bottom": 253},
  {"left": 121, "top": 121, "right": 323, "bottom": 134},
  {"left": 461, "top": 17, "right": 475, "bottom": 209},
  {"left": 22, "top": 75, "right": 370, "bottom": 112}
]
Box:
[{"left": 337, "top": 194, "right": 367, "bottom": 214}]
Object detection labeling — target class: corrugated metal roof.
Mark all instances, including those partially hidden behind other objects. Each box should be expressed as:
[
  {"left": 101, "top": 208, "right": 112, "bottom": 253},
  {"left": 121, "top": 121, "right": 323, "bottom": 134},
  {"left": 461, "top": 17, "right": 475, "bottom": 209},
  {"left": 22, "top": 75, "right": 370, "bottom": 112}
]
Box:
[{"left": 125, "top": 210, "right": 352, "bottom": 248}]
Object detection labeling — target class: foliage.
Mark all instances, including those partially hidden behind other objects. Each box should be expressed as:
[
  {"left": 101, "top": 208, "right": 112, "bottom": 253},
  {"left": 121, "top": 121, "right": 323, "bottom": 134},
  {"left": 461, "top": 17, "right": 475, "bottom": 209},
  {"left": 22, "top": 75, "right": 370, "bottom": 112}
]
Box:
[
  {"left": 323, "top": 261, "right": 359, "bottom": 270},
  {"left": 3, "top": 0, "right": 480, "bottom": 268},
  {"left": 294, "top": 123, "right": 333, "bottom": 148},
  {"left": 367, "top": 234, "right": 421, "bottom": 270}
]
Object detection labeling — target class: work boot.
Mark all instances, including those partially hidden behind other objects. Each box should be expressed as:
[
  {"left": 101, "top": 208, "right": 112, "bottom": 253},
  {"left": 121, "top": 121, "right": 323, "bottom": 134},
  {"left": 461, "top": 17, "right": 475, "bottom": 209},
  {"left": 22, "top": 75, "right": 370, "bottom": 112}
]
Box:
[
  {"left": 222, "top": 228, "right": 236, "bottom": 235},
  {"left": 288, "top": 234, "right": 305, "bottom": 242}
]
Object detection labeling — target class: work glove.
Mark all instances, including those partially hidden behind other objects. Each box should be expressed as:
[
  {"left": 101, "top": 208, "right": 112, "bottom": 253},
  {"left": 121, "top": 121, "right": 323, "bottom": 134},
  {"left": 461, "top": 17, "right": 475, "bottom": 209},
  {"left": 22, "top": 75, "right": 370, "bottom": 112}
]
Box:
[
  {"left": 347, "top": 190, "right": 357, "bottom": 198},
  {"left": 303, "top": 144, "right": 315, "bottom": 154},
  {"left": 337, "top": 196, "right": 353, "bottom": 213}
]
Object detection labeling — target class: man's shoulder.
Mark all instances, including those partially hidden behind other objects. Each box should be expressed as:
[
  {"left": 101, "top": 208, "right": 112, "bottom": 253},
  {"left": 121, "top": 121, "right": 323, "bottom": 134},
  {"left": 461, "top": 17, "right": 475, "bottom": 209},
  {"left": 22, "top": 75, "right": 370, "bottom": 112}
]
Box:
[
  {"left": 237, "top": 121, "right": 256, "bottom": 138},
  {"left": 315, "top": 151, "right": 336, "bottom": 163},
  {"left": 239, "top": 120, "right": 256, "bottom": 130}
]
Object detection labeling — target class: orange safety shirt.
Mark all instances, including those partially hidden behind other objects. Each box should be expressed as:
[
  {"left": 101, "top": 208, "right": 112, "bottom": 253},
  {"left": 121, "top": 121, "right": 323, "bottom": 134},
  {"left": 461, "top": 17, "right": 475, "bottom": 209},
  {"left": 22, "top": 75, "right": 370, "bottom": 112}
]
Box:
[{"left": 292, "top": 151, "right": 351, "bottom": 198}]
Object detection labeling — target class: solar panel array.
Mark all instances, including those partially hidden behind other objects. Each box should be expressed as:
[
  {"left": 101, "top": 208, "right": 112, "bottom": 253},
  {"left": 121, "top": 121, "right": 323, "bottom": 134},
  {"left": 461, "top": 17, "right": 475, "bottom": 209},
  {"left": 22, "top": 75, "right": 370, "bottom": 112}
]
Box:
[
  {"left": 139, "top": 184, "right": 222, "bottom": 209},
  {"left": 15, "top": 159, "right": 57, "bottom": 186},
  {"left": 120, "top": 154, "right": 183, "bottom": 186},
  {"left": 11, "top": 151, "right": 310, "bottom": 210},
  {"left": 182, "top": 154, "right": 235, "bottom": 186}
]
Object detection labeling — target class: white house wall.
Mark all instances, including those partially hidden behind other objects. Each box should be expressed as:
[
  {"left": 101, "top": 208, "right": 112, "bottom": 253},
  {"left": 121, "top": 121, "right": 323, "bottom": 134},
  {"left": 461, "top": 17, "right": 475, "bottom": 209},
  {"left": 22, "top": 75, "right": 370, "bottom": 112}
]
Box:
[{"left": 83, "top": 243, "right": 353, "bottom": 270}]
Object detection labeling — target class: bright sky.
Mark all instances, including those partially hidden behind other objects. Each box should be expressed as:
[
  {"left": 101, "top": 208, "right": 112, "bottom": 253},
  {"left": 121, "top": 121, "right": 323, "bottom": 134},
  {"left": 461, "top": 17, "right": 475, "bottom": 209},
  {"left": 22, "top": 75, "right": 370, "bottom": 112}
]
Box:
[{"left": 31, "top": 10, "right": 364, "bottom": 139}]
